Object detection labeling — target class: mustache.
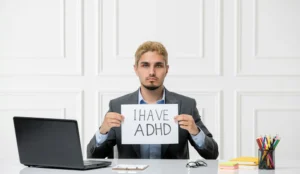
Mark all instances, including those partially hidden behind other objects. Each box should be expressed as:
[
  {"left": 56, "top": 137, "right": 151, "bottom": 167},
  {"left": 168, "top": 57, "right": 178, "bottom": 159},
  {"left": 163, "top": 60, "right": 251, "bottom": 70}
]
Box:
[{"left": 146, "top": 77, "right": 158, "bottom": 80}]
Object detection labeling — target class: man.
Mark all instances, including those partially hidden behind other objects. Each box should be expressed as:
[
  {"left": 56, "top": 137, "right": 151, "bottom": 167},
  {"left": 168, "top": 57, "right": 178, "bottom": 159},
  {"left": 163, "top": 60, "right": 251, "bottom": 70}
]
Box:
[{"left": 87, "top": 41, "right": 219, "bottom": 159}]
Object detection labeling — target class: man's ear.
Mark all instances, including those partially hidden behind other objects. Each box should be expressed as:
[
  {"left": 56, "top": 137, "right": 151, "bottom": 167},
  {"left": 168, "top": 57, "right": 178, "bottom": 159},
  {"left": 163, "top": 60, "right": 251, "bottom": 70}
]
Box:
[
  {"left": 134, "top": 64, "right": 138, "bottom": 75},
  {"left": 166, "top": 65, "right": 169, "bottom": 74}
]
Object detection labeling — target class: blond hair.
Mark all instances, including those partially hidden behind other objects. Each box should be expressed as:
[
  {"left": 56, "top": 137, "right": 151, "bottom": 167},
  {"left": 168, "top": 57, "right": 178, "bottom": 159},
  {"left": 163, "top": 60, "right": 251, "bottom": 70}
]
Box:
[{"left": 134, "top": 41, "right": 168, "bottom": 66}]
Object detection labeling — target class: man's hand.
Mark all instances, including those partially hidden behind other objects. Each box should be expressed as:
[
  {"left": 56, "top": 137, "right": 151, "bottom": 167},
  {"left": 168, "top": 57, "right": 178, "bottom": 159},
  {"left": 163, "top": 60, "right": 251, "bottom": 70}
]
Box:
[
  {"left": 174, "top": 114, "right": 199, "bottom": 135},
  {"left": 99, "top": 112, "right": 124, "bottom": 134}
]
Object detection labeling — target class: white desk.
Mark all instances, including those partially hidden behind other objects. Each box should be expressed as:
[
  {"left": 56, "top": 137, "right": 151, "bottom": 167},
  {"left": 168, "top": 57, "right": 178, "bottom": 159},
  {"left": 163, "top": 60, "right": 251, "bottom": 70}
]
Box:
[{"left": 2, "top": 159, "right": 300, "bottom": 174}]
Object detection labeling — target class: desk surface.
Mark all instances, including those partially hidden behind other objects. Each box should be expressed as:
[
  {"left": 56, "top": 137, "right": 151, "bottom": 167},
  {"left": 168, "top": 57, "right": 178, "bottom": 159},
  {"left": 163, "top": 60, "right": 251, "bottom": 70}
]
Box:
[{"left": 2, "top": 159, "right": 300, "bottom": 174}]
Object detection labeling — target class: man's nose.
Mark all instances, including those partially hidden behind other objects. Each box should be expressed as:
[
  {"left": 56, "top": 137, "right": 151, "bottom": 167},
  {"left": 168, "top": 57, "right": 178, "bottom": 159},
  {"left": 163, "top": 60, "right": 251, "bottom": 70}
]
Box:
[{"left": 149, "top": 66, "right": 155, "bottom": 76}]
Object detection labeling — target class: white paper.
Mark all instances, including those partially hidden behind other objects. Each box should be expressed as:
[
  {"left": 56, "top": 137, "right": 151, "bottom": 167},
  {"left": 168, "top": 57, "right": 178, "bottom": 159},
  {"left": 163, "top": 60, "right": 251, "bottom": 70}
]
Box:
[
  {"left": 121, "top": 104, "right": 178, "bottom": 144},
  {"left": 112, "top": 164, "right": 149, "bottom": 170}
]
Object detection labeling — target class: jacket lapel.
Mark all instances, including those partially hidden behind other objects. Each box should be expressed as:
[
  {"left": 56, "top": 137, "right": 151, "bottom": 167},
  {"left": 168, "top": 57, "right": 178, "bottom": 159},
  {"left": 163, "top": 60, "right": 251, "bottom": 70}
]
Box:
[{"left": 161, "top": 89, "right": 181, "bottom": 158}]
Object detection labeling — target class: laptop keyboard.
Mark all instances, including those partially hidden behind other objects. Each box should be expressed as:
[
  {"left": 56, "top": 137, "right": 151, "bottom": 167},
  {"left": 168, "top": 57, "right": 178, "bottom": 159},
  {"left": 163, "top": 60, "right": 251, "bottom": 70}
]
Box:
[{"left": 83, "top": 160, "right": 102, "bottom": 165}]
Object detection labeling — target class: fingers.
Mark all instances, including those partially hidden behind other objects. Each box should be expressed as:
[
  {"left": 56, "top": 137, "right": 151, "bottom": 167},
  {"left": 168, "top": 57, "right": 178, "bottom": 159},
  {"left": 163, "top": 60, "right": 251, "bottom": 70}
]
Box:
[
  {"left": 174, "top": 114, "right": 184, "bottom": 122},
  {"left": 174, "top": 114, "right": 199, "bottom": 135},
  {"left": 179, "top": 125, "right": 189, "bottom": 130},
  {"left": 178, "top": 120, "right": 190, "bottom": 126},
  {"left": 107, "top": 119, "right": 122, "bottom": 126},
  {"left": 174, "top": 114, "right": 192, "bottom": 122},
  {"left": 106, "top": 113, "right": 124, "bottom": 122},
  {"left": 100, "top": 113, "right": 125, "bottom": 133},
  {"left": 106, "top": 113, "right": 124, "bottom": 125},
  {"left": 174, "top": 115, "right": 180, "bottom": 123},
  {"left": 108, "top": 122, "right": 121, "bottom": 128},
  {"left": 178, "top": 120, "right": 193, "bottom": 131},
  {"left": 176, "top": 115, "right": 191, "bottom": 129}
]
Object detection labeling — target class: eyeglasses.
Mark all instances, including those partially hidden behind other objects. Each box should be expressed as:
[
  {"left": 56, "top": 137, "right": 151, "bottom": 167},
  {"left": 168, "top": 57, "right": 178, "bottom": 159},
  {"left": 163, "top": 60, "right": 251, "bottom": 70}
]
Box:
[{"left": 186, "top": 160, "right": 207, "bottom": 168}]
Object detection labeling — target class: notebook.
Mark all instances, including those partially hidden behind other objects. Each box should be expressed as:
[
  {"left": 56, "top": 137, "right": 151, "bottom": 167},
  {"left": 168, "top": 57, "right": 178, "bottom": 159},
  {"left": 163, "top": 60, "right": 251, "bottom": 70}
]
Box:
[
  {"left": 230, "top": 156, "right": 258, "bottom": 166},
  {"left": 13, "top": 116, "right": 111, "bottom": 170},
  {"left": 219, "top": 162, "right": 239, "bottom": 170}
]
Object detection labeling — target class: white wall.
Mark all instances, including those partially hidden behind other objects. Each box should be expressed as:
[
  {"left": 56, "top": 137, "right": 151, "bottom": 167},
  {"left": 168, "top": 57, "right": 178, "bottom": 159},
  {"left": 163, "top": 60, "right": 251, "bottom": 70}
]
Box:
[{"left": 1, "top": 0, "right": 300, "bottom": 161}]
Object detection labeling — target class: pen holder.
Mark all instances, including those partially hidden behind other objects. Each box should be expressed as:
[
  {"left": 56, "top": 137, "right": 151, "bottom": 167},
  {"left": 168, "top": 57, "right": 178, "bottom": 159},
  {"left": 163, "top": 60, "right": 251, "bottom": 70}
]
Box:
[{"left": 258, "top": 149, "right": 275, "bottom": 170}]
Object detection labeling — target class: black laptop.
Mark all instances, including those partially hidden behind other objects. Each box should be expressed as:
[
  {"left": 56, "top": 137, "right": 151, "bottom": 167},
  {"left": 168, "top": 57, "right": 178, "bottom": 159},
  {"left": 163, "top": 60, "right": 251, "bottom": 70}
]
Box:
[{"left": 13, "top": 117, "right": 111, "bottom": 170}]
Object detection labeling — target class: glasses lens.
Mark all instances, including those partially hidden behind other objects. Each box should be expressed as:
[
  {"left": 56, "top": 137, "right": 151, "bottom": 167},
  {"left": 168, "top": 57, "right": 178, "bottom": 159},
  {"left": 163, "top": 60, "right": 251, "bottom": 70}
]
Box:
[
  {"left": 187, "top": 162, "right": 196, "bottom": 167},
  {"left": 186, "top": 161, "right": 207, "bottom": 168}
]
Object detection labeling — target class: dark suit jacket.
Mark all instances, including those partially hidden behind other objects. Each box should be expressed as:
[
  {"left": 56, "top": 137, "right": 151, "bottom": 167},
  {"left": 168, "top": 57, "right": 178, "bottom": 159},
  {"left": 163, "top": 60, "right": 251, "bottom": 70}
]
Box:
[{"left": 87, "top": 89, "right": 219, "bottom": 159}]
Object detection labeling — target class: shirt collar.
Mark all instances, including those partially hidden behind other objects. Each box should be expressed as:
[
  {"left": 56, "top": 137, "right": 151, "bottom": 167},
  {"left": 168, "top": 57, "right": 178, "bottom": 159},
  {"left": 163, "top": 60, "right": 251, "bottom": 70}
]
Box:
[{"left": 138, "top": 88, "right": 165, "bottom": 104}]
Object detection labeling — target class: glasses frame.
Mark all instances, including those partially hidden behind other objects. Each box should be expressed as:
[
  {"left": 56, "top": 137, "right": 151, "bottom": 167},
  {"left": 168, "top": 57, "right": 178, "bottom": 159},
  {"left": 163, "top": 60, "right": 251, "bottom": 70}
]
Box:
[{"left": 186, "top": 160, "right": 207, "bottom": 168}]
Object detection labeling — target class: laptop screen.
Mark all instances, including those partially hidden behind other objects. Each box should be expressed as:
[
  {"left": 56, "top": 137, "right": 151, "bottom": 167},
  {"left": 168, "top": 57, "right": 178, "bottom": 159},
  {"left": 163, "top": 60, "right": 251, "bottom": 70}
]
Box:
[{"left": 14, "top": 117, "right": 84, "bottom": 168}]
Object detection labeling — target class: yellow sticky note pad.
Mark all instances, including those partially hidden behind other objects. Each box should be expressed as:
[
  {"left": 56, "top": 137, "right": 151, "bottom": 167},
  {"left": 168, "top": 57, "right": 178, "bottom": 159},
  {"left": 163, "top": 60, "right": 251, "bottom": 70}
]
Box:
[{"left": 219, "top": 162, "right": 239, "bottom": 166}]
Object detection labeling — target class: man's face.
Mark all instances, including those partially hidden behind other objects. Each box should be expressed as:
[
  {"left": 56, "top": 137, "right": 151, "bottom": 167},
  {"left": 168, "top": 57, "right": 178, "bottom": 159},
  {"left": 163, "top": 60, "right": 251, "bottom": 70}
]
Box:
[{"left": 134, "top": 51, "right": 169, "bottom": 91}]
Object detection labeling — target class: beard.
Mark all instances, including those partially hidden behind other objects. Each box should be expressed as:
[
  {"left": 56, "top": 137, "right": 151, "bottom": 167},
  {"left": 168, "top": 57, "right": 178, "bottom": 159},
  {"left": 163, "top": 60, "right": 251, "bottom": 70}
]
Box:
[{"left": 142, "top": 83, "right": 161, "bottom": 91}]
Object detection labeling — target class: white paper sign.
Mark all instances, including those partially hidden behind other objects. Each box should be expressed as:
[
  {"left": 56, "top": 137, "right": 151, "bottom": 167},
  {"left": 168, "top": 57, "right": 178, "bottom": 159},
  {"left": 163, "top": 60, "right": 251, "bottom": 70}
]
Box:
[{"left": 121, "top": 104, "right": 178, "bottom": 144}]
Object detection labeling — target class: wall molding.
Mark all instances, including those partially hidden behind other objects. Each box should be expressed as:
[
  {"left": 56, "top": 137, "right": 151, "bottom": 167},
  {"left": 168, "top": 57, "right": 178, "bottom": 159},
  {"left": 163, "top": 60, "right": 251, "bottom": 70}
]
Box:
[
  {"left": 253, "top": 0, "right": 300, "bottom": 59},
  {"left": 97, "top": 0, "right": 222, "bottom": 76},
  {"left": 235, "top": 90, "right": 300, "bottom": 157},
  {"left": 0, "top": 0, "right": 83, "bottom": 76},
  {"left": 235, "top": 0, "right": 300, "bottom": 76},
  {"left": 0, "top": 89, "right": 83, "bottom": 148},
  {"left": 252, "top": 108, "right": 300, "bottom": 156}
]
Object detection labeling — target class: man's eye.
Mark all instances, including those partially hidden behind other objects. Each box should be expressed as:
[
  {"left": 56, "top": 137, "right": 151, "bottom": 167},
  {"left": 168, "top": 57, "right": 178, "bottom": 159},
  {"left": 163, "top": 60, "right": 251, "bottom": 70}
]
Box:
[
  {"left": 156, "top": 65, "right": 163, "bottom": 68},
  {"left": 141, "top": 64, "right": 149, "bottom": 67}
]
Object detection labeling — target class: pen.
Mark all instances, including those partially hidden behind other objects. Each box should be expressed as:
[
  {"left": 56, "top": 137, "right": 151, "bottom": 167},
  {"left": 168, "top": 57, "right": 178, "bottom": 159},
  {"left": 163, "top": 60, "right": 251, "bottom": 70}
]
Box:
[
  {"left": 273, "top": 138, "right": 281, "bottom": 149},
  {"left": 267, "top": 135, "right": 270, "bottom": 149},
  {"left": 256, "top": 138, "right": 263, "bottom": 150},
  {"left": 265, "top": 137, "right": 268, "bottom": 150}
]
